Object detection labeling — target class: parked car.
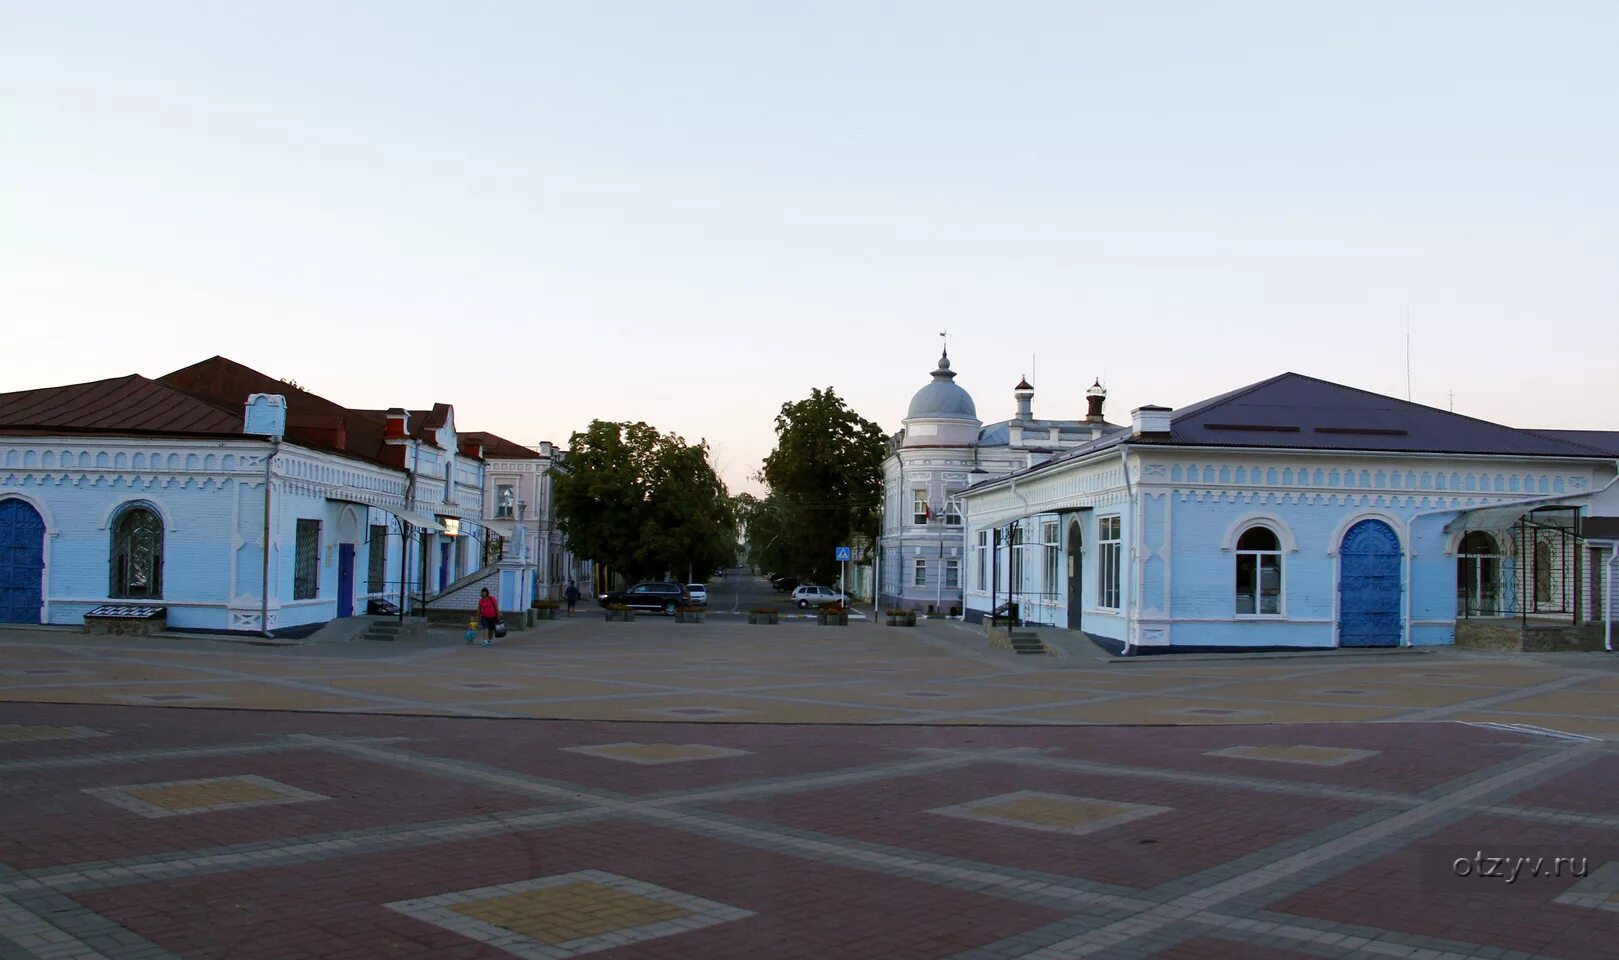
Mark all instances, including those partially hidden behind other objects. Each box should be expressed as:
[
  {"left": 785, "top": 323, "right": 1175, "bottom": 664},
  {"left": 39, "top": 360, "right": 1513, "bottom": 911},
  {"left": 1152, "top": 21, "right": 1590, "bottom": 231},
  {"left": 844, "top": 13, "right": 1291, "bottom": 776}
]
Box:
[
  {"left": 598, "top": 581, "right": 688, "bottom": 615},
  {"left": 771, "top": 576, "right": 799, "bottom": 593},
  {"left": 685, "top": 584, "right": 708, "bottom": 607},
  {"left": 791, "top": 584, "right": 848, "bottom": 609}
]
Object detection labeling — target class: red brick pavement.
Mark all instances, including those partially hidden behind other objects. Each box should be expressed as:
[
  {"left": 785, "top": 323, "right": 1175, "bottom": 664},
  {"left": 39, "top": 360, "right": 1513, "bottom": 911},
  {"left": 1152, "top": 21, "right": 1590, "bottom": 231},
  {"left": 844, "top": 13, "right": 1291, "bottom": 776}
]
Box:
[
  {"left": 80, "top": 822, "right": 1069, "bottom": 960},
  {"left": 3, "top": 701, "right": 1616, "bottom": 960},
  {"left": 1272, "top": 813, "right": 1619, "bottom": 960}
]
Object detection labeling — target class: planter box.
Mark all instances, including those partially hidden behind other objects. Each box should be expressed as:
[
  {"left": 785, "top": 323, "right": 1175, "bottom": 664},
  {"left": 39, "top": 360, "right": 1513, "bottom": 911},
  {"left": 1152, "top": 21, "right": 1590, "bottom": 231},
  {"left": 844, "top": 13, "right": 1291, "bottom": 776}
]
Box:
[
  {"left": 604, "top": 609, "right": 636, "bottom": 623},
  {"left": 886, "top": 615, "right": 916, "bottom": 627},
  {"left": 534, "top": 607, "right": 558, "bottom": 621},
  {"left": 675, "top": 611, "right": 705, "bottom": 623},
  {"left": 817, "top": 613, "right": 849, "bottom": 626},
  {"left": 747, "top": 613, "right": 778, "bottom": 625}
]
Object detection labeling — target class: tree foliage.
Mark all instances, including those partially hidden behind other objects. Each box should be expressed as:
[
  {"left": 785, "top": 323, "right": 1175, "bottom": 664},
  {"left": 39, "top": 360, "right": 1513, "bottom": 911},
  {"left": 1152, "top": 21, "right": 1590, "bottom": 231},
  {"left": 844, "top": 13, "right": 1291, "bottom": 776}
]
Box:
[
  {"left": 755, "top": 388, "right": 886, "bottom": 584},
  {"left": 553, "top": 420, "right": 736, "bottom": 584}
]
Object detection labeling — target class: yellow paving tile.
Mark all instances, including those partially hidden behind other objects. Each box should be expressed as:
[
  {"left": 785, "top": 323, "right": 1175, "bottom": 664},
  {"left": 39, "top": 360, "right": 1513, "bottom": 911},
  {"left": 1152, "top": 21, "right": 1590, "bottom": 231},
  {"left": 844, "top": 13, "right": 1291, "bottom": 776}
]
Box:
[
  {"left": 128, "top": 779, "right": 284, "bottom": 810},
  {"left": 450, "top": 883, "right": 690, "bottom": 942},
  {"left": 0, "top": 724, "right": 103, "bottom": 743},
  {"left": 1205, "top": 744, "right": 1379, "bottom": 766}
]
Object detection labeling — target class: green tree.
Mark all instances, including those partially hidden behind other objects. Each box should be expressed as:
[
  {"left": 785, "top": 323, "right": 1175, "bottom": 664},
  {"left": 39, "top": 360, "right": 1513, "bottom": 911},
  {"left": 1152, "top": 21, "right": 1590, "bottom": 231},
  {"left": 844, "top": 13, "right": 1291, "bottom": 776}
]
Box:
[
  {"left": 759, "top": 388, "right": 886, "bottom": 584},
  {"left": 553, "top": 421, "right": 735, "bottom": 584}
]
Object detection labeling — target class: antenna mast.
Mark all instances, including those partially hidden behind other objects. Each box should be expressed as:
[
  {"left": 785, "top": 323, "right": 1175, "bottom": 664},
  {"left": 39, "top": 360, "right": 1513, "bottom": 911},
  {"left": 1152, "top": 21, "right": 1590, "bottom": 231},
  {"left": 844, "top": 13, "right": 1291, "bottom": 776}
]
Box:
[{"left": 1405, "top": 311, "right": 1412, "bottom": 402}]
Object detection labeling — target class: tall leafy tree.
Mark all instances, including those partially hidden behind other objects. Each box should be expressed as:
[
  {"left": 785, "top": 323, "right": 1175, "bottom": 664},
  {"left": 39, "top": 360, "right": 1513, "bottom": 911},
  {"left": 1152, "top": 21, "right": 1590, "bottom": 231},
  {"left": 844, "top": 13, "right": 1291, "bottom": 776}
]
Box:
[
  {"left": 553, "top": 420, "right": 735, "bottom": 584},
  {"left": 759, "top": 388, "right": 886, "bottom": 584}
]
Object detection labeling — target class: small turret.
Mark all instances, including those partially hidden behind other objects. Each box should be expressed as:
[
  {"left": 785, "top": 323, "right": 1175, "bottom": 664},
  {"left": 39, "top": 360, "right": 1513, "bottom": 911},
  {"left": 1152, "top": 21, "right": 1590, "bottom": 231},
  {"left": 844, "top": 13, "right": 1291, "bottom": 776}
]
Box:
[
  {"left": 1014, "top": 376, "right": 1034, "bottom": 421},
  {"left": 1086, "top": 379, "right": 1107, "bottom": 422}
]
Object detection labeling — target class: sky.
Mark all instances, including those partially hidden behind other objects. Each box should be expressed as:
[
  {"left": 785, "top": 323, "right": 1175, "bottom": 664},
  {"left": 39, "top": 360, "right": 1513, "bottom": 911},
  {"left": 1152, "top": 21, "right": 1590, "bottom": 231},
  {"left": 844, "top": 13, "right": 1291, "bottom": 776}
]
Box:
[{"left": 3, "top": 2, "right": 1615, "bottom": 495}]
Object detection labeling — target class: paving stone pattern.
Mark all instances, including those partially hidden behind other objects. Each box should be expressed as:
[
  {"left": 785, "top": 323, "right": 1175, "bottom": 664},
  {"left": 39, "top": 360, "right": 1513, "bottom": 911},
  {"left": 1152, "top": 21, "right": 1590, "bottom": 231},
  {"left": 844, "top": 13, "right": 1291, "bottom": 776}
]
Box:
[
  {"left": 2, "top": 702, "right": 1618, "bottom": 959},
  {"left": 2, "top": 618, "right": 1619, "bottom": 735}
]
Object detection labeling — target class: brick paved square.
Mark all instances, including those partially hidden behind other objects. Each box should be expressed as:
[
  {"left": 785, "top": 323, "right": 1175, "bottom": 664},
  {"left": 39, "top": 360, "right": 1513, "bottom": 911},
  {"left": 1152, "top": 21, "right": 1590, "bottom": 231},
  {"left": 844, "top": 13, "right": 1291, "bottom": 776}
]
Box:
[
  {"left": 1554, "top": 861, "right": 1619, "bottom": 914},
  {"left": 83, "top": 774, "right": 329, "bottom": 818},
  {"left": 562, "top": 742, "right": 753, "bottom": 765},
  {"left": 706, "top": 763, "right": 1376, "bottom": 888},
  {"left": 386, "top": 870, "right": 752, "bottom": 958},
  {"left": 79, "top": 820, "right": 1069, "bottom": 960},
  {"left": 0, "top": 723, "right": 105, "bottom": 743},
  {"left": 1271, "top": 814, "right": 1619, "bottom": 960},
  {"left": 1203, "top": 745, "right": 1379, "bottom": 766},
  {"left": 929, "top": 790, "right": 1172, "bottom": 836}
]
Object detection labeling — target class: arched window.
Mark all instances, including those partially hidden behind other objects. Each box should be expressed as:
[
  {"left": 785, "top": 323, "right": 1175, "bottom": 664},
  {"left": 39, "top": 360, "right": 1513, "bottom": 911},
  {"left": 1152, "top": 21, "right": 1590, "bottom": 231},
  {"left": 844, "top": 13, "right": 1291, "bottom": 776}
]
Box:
[
  {"left": 1235, "top": 526, "right": 1281, "bottom": 616},
  {"left": 110, "top": 506, "right": 163, "bottom": 599}
]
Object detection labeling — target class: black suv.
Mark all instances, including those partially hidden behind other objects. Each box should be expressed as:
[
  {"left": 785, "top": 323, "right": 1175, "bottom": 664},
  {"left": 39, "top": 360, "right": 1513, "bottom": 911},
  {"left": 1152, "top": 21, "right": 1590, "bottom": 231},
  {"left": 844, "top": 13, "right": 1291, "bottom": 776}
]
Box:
[{"left": 598, "top": 581, "right": 688, "bottom": 615}]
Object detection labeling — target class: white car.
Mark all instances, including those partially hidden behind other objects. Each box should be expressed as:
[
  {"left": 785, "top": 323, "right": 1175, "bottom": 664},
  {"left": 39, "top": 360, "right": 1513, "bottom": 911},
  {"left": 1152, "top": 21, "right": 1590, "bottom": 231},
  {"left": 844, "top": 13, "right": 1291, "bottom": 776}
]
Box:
[
  {"left": 685, "top": 583, "right": 708, "bottom": 606},
  {"left": 791, "top": 585, "right": 847, "bottom": 609}
]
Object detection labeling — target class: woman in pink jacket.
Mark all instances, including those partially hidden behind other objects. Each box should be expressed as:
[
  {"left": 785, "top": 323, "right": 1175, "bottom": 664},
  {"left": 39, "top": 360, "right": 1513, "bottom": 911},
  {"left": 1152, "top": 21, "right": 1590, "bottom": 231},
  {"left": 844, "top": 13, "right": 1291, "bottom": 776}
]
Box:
[{"left": 477, "top": 588, "right": 499, "bottom": 647}]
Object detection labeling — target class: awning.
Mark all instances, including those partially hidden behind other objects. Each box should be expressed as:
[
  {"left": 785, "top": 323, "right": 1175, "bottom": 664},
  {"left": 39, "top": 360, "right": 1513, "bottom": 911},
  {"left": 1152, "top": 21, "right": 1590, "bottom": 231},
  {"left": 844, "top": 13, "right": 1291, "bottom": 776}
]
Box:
[
  {"left": 478, "top": 519, "right": 518, "bottom": 538},
  {"left": 327, "top": 488, "right": 447, "bottom": 532},
  {"left": 1441, "top": 493, "right": 1590, "bottom": 534}
]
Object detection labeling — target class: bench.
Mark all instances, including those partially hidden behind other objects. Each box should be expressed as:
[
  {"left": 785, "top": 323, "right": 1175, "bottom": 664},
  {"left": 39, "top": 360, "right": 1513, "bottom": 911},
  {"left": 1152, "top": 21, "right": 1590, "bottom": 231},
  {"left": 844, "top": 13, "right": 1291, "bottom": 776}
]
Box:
[{"left": 83, "top": 605, "right": 167, "bottom": 636}]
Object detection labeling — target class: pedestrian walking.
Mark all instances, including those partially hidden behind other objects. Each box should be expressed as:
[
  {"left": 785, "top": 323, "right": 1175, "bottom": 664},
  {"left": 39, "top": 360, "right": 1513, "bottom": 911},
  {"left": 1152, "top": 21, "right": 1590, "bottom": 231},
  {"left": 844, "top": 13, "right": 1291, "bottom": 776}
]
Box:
[
  {"left": 565, "top": 580, "right": 581, "bottom": 616},
  {"left": 477, "top": 588, "right": 499, "bottom": 647}
]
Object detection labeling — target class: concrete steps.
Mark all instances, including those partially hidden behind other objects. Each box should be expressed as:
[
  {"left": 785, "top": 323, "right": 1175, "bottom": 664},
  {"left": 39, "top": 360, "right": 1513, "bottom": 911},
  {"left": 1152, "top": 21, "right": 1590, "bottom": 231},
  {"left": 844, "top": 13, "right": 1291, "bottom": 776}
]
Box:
[{"left": 360, "top": 617, "right": 427, "bottom": 642}]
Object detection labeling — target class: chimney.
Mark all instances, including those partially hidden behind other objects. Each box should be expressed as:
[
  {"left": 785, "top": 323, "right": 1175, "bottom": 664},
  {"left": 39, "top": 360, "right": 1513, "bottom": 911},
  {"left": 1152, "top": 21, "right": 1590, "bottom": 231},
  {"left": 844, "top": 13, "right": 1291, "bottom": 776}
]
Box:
[
  {"left": 1014, "top": 377, "right": 1034, "bottom": 421},
  {"left": 243, "top": 394, "right": 286, "bottom": 440},
  {"left": 1131, "top": 405, "right": 1173, "bottom": 438},
  {"left": 1085, "top": 379, "right": 1107, "bottom": 422},
  {"left": 384, "top": 408, "right": 410, "bottom": 440},
  {"left": 539, "top": 440, "right": 554, "bottom": 458}
]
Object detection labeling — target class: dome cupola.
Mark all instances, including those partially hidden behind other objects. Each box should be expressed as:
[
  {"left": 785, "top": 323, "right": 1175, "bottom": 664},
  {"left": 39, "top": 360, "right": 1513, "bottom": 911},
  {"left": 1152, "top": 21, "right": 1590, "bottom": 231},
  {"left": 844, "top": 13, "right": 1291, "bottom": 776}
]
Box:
[{"left": 905, "top": 350, "right": 978, "bottom": 421}]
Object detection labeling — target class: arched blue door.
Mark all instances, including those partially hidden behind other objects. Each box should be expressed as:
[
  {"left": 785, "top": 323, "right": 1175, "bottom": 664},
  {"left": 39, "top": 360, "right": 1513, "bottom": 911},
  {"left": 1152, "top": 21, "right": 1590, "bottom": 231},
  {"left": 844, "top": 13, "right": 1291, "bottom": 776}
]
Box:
[
  {"left": 0, "top": 499, "right": 46, "bottom": 623},
  {"left": 1338, "top": 519, "right": 1402, "bottom": 647}
]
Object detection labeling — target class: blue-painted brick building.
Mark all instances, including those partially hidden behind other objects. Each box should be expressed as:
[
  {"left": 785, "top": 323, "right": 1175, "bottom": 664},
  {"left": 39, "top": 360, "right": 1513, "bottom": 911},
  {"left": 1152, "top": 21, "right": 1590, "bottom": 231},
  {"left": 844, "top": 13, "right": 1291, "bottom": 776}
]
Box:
[
  {"left": 958, "top": 373, "right": 1619, "bottom": 652},
  {"left": 0, "top": 357, "right": 510, "bottom": 634}
]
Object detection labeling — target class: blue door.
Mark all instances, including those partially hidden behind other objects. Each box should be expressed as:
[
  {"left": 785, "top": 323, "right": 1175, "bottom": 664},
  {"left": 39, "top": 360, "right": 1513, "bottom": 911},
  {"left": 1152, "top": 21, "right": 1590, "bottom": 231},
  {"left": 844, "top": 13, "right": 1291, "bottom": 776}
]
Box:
[
  {"left": 1338, "top": 519, "right": 1402, "bottom": 647},
  {"left": 0, "top": 499, "right": 46, "bottom": 624},
  {"left": 337, "top": 543, "right": 355, "bottom": 618},
  {"left": 439, "top": 542, "right": 451, "bottom": 591}
]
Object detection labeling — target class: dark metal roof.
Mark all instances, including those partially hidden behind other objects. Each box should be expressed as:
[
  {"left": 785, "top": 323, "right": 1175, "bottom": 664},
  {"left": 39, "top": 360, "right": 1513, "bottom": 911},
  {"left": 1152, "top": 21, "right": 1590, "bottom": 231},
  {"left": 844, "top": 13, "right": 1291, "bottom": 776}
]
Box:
[
  {"left": 1145, "top": 373, "right": 1611, "bottom": 458},
  {"left": 159, "top": 356, "right": 395, "bottom": 465},
  {"left": 1528, "top": 430, "right": 1619, "bottom": 457},
  {"left": 461, "top": 431, "right": 542, "bottom": 460},
  {"left": 0, "top": 375, "right": 245, "bottom": 437},
  {"left": 1579, "top": 516, "right": 1619, "bottom": 541},
  {"left": 964, "top": 373, "right": 1614, "bottom": 497}
]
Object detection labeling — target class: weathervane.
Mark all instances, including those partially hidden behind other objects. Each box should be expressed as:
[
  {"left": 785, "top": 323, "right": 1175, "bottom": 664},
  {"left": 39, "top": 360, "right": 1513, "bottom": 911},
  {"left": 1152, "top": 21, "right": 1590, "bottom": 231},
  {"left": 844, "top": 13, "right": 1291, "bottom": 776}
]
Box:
[{"left": 939, "top": 327, "right": 948, "bottom": 357}]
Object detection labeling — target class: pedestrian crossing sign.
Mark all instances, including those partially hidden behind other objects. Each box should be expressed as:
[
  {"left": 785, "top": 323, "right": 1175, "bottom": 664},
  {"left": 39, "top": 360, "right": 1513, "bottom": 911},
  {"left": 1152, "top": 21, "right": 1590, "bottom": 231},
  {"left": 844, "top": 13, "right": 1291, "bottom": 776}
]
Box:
[{"left": 835, "top": 546, "right": 852, "bottom": 561}]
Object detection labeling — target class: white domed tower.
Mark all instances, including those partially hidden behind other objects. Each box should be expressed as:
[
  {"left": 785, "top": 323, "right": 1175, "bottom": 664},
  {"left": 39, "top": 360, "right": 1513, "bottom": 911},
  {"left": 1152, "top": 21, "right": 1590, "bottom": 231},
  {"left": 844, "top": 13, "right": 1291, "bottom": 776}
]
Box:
[{"left": 901, "top": 350, "right": 982, "bottom": 447}]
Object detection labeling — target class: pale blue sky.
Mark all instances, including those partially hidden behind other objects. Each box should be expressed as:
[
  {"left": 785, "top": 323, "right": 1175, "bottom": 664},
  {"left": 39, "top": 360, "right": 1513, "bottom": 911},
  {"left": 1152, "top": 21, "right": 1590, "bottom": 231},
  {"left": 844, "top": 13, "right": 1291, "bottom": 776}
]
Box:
[{"left": 3, "top": 2, "right": 1615, "bottom": 493}]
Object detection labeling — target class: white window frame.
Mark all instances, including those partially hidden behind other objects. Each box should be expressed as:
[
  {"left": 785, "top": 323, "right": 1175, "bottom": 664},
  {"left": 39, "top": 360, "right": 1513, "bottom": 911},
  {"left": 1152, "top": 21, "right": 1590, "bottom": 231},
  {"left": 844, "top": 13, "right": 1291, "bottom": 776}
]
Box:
[
  {"left": 944, "top": 558, "right": 960, "bottom": 589},
  {"left": 945, "top": 494, "right": 962, "bottom": 526},
  {"left": 914, "top": 558, "right": 927, "bottom": 587},
  {"left": 1234, "top": 525, "right": 1283, "bottom": 617},
  {"left": 976, "top": 531, "right": 988, "bottom": 590},
  {"left": 495, "top": 482, "right": 516, "bottom": 519},
  {"left": 1042, "top": 521, "right": 1059, "bottom": 596},
  {"left": 913, "top": 490, "right": 929, "bottom": 526},
  {"left": 1097, "top": 515, "right": 1121, "bottom": 609}
]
